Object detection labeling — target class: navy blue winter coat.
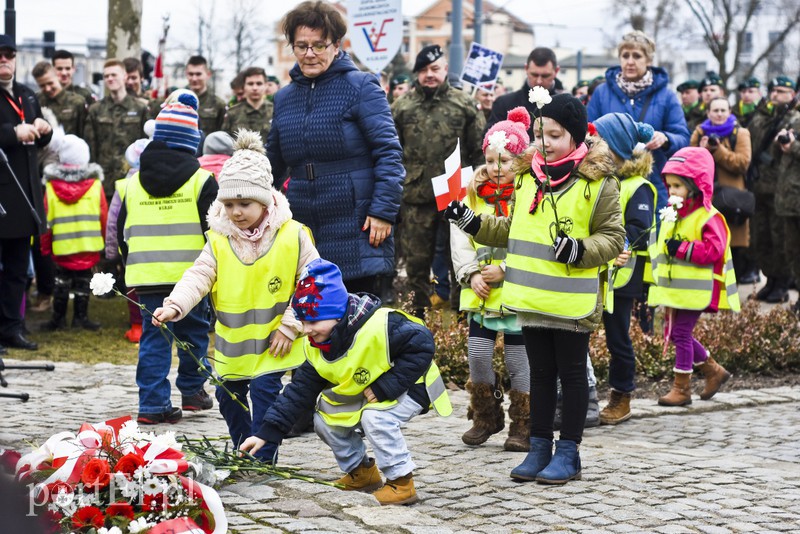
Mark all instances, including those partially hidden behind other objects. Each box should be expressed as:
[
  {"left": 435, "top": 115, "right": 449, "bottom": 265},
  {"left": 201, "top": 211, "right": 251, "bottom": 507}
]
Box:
[
  {"left": 587, "top": 66, "right": 690, "bottom": 208},
  {"left": 267, "top": 52, "right": 404, "bottom": 281},
  {"left": 254, "top": 294, "right": 435, "bottom": 445}
]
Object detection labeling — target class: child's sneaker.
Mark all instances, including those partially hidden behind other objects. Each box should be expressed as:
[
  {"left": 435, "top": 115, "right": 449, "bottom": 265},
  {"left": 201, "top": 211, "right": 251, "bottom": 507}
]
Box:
[
  {"left": 137, "top": 407, "right": 182, "bottom": 425},
  {"left": 335, "top": 457, "right": 383, "bottom": 492},
  {"left": 182, "top": 389, "right": 214, "bottom": 411},
  {"left": 372, "top": 472, "right": 418, "bottom": 505},
  {"left": 124, "top": 324, "right": 142, "bottom": 343}
]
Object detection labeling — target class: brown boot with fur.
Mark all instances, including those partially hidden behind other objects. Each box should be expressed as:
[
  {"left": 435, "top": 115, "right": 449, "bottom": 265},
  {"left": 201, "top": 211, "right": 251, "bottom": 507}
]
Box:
[
  {"left": 658, "top": 372, "right": 693, "bottom": 406},
  {"left": 372, "top": 472, "right": 418, "bottom": 505},
  {"left": 599, "top": 390, "right": 632, "bottom": 425},
  {"left": 334, "top": 457, "right": 383, "bottom": 492},
  {"left": 504, "top": 390, "right": 530, "bottom": 452},
  {"left": 462, "top": 378, "right": 504, "bottom": 446},
  {"left": 695, "top": 356, "right": 731, "bottom": 400}
]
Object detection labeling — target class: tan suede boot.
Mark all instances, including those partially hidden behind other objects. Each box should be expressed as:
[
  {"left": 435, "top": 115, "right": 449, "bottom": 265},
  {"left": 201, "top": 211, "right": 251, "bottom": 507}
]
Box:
[
  {"left": 372, "top": 472, "right": 418, "bottom": 505},
  {"left": 599, "top": 390, "right": 632, "bottom": 424},
  {"left": 503, "top": 390, "right": 530, "bottom": 452},
  {"left": 695, "top": 356, "right": 731, "bottom": 400},
  {"left": 658, "top": 372, "right": 693, "bottom": 406},
  {"left": 334, "top": 457, "right": 383, "bottom": 492},
  {"left": 462, "top": 377, "right": 504, "bottom": 446}
]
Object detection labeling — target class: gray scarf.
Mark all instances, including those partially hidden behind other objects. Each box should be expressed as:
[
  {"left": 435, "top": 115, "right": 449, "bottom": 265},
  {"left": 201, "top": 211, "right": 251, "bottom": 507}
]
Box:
[{"left": 615, "top": 69, "right": 653, "bottom": 97}]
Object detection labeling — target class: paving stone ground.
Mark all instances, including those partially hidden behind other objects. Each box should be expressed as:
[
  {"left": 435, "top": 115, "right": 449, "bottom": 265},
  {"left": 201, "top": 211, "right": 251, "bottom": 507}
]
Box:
[{"left": 1, "top": 359, "right": 799, "bottom": 533}]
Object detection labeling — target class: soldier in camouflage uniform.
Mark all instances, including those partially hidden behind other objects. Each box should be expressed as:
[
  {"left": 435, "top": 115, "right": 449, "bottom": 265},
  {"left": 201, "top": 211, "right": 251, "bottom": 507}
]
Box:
[
  {"left": 677, "top": 80, "right": 702, "bottom": 130},
  {"left": 733, "top": 77, "right": 765, "bottom": 129},
  {"left": 84, "top": 59, "right": 148, "bottom": 199},
  {"left": 392, "top": 45, "right": 486, "bottom": 317},
  {"left": 186, "top": 55, "right": 226, "bottom": 134},
  {"left": 123, "top": 57, "right": 153, "bottom": 108},
  {"left": 748, "top": 76, "right": 799, "bottom": 304},
  {"left": 32, "top": 61, "right": 86, "bottom": 138},
  {"left": 222, "top": 66, "right": 273, "bottom": 144},
  {"left": 52, "top": 50, "right": 94, "bottom": 107},
  {"left": 687, "top": 73, "right": 725, "bottom": 132}
]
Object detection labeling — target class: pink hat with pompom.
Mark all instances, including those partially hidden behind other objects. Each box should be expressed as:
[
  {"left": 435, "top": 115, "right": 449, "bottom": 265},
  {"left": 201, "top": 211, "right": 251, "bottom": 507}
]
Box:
[{"left": 482, "top": 107, "right": 531, "bottom": 155}]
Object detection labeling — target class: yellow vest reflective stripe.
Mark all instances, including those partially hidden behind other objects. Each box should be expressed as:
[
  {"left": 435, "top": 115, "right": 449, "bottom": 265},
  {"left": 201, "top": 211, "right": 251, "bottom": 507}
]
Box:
[
  {"left": 459, "top": 195, "right": 508, "bottom": 313},
  {"left": 45, "top": 180, "right": 104, "bottom": 256},
  {"left": 648, "top": 207, "right": 740, "bottom": 311},
  {"left": 306, "top": 308, "right": 453, "bottom": 427},
  {"left": 208, "top": 221, "right": 308, "bottom": 379},
  {"left": 123, "top": 170, "right": 209, "bottom": 287},
  {"left": 503, "top": 174, "right": 605, "bottom": 319}
]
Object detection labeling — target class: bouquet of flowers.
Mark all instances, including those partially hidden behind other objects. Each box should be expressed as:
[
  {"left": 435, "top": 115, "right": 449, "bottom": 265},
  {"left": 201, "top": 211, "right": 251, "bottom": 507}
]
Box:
[{"left": 12, "top": 416, "right": 227, "bottom": 534}]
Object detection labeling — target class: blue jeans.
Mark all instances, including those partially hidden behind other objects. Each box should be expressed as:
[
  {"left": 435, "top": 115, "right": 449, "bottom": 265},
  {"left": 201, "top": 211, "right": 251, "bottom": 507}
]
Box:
[
  {"left": 216, "top": 373, "right": 283, "bottom": 462},
  {"left": 314, "top": 393, "right": 423, "bottom": 480},
  {"left": 136, "top": 293, "right": 210, "bottom": 414}
]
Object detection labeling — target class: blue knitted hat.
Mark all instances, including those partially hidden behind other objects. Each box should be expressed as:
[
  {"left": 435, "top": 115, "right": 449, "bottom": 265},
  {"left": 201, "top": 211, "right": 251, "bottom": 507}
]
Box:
[
  {"left": 153, "top": 92, "right": 201, "bottom": 153},
  {"left": 593, "top": 112, "right": 654, "bottom": 160},
  {"left": 291, "top": 259, "right": 349, "bottom": 321}
]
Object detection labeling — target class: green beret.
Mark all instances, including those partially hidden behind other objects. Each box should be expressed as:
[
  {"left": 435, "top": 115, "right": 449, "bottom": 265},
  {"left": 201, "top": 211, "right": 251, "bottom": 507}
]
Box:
[
  {"left": 677, "top": 80, "right": 700, "bottom": 93},
  {"left": 698, "top": 73, "right": 723, "bottom": 92},
  {"left": 736, "top": 76, "right": 760, "bottom": 91},
  {"left": 768, "top": 75, "right": 797, "bottom": 92}
]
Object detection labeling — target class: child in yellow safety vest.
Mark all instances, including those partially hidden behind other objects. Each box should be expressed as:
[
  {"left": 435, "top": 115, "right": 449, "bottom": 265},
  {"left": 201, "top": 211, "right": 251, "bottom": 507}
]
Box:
[
  {"left": 152, "top": 130, "right": 319, "bottom": 461},
  {"left": 649, "top": 147, "right": 740, "bottom": 407},
  {"left": 40, "top": 135, "right": 107, "bottom": 331},
  {"left": 450, "top": 106, "right": 530, "bottom": 452},
  {"left": 238, "top": 258, "right": 452, "bottom": 506},
  {"left": 445, "top": 93, "right": 626, "bottom": 485},
  {"left": 592, "top": 112, "right": 656, "bottom": 425}
]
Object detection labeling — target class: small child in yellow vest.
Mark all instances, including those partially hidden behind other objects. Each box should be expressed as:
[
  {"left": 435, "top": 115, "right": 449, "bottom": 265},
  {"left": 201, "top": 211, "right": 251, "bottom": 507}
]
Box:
[
  {"left": 649, "top": 147, "right": 740, "bottom": 406},
  {"left": 450, "top": 106, "right": 530, "bottom": 452},
  {"left": 153, "top": 130, "right": 319, "bottom": 461},
  {"left": 238, "top": 258, "right": 452, "bottom": 506},
  {"left": 40, "top": 134, "right": 107, "bottom": 331}
]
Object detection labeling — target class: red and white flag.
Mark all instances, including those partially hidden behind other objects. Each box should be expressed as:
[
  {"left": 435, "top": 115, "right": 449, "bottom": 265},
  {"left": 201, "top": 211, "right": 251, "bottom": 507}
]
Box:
[{"left": 432, "top": 139, "right": 473, "bottom": 210}]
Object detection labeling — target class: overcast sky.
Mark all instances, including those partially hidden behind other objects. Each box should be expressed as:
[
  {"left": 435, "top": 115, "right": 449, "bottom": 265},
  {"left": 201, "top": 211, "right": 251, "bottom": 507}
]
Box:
[{"left": 16, "top": 0, "right": 612, "bottom": 56}]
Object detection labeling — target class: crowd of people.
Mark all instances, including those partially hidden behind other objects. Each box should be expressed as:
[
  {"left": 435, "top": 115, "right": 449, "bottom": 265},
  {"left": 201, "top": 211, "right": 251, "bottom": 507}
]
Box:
[{"left": 1, "top": 0, "right": 799, "bottom": 506}]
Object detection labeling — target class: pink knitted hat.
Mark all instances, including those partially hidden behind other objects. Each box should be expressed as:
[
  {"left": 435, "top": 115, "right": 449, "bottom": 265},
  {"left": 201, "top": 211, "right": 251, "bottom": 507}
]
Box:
[{"left": 482, "top": 107, "right": 531, "bottom": 155}]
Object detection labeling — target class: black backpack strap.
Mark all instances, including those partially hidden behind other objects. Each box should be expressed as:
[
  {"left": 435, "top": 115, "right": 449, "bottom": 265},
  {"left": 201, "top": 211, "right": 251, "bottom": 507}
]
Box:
[{"left": 637, "top": 94, "right": 654, "bottom": 122}]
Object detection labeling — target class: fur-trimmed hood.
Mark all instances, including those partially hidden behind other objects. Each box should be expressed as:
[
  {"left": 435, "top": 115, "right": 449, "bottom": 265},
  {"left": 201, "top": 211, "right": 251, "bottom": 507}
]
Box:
[
  {"left": 43, "top": 162, "right": 104, "bottom": 183},
  {"left": 206, "top": 190, "right": 293, "bottom": 264},
  {"left": 574, "top": 136, "right": 617, "bottom": 181},
  {"left": 615, "top": 149, "right": 654, "bottom": 181}
]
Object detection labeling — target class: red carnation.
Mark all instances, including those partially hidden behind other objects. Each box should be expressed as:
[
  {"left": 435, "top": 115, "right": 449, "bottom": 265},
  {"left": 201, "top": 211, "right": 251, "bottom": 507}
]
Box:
[
  {"left": 0, "top": 449, "right": 21, "bottom": 474},
  {"left": 106, "top": 501, "right": 135, "bottom": 520},
  {"left": 587, "top": 122, "right": 598, "bottom": 136},
  {"left": 40, "top": 509, "right": 64, "bottom": 534},
  {"left": 81, "top": 458, "right": 111, "bottom": 490},
  {"left": 44, "top": 480, "right": 73, "bottom": 503},
  {"left": 71, "top": 506, "right": 104, "bottom": 530},
  {"left": 113, "top": 452, "right": 146, "bottom": 479},
  {"left": 142, "top": 492, "right": 166, "bottom": 512}
]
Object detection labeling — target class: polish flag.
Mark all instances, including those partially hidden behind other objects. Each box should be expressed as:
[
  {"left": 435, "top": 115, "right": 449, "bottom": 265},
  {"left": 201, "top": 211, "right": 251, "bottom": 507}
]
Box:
[{"left": 432, "top": 139, "right": 473, "bottom": 210}]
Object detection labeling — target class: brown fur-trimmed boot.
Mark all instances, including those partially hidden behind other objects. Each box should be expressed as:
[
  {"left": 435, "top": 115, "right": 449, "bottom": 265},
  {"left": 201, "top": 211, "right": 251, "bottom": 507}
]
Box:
[
  {"left": 695, "top": 356, "right": 731, "bottom": 400},
  {"left": 658, "top": 372, "right": 693, "bottom": 406},
  {"left": 503, "top": 390, "right": 530, "bottom": 452},
  {"left": 462, "top": 377, "right": 504, "bottom": 446}
]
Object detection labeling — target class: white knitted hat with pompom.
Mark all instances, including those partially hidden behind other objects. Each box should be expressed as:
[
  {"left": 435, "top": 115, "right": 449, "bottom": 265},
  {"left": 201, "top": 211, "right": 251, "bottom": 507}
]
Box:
[{"left": 216, "top": 129, "right": 274, "bottom": 208}]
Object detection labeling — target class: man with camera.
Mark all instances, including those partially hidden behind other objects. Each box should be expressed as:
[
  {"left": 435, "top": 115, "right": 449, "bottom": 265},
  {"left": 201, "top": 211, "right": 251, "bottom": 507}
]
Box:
[{"left": 748, "top": 76, "right": 799, "bottom": 304}]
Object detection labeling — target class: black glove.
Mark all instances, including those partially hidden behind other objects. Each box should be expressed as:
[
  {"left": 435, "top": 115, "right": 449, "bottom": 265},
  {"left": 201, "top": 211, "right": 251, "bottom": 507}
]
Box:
[
  {"left": 444, "top": 200, "right": 480, "bottom": 236},
  {"left": 553, "top": 233, "right": 585, "bottom": 264},
  {"left": 665, "top": 239, "right": 683, "bottom": 257}
]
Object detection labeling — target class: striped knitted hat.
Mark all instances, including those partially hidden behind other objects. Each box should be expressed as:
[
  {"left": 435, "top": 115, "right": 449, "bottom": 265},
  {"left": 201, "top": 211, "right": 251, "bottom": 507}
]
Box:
[{"left": 153, "top": 91, "right": 201, "bottom": 153}]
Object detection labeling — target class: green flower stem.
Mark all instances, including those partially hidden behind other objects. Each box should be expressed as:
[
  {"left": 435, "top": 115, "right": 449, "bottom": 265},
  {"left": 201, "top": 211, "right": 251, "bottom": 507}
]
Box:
[
  {"left": 112, "top": 289, "right": 249, "bottom": 412},
  {"left": 537, "top": 117, "right": 561, "bottom": 239}
]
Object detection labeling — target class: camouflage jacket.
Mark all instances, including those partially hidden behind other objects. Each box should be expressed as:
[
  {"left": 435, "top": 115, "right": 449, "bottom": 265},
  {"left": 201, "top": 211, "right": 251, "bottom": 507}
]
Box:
[
  {"left": 684, "top": 102, "right": 706, "bottom": 133},
  {"left": 392, "top": 81, "right": 485, "bottom": 204},
  {"left": 774, "top": 106, "right": 800, "bottom": 216},
  {"left": 196, "top": 89, "right": 226, "bottom": 134},
  {"left": 65, "top": 84, "right": 95, "bottom": 107},
  {"left": 37, "top": 89, "right": 87, "bottom": 137},
  {"left": 222, "top": 99, "right": 273, "bottom": 144},
  {"left": 84, "top": 94, "right": 148, "bottom": 197},
  {"left": 749, "top": 101, "right": 798, "bottom": 195}
]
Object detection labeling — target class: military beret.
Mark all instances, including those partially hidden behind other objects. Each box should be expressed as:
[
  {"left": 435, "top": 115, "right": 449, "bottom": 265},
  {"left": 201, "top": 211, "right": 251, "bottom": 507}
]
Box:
[
  {"left": 413, "top": 44, "right": 444, "bottom": 73},
  {"left": 266, "top": 75, "right": 280, "bottom": 85},
  {"left": 768, "top": 75, "right": 797, "bottom": 92},
  {"left": 736, "top": 76, "right": 760, "bottom": 91},
  {"left": 677, "top": 80, "right": 699, "bottom": 93},
  {"left": 698, "top": 73, "right": 723, "bottom": 92},
  {"left": 390, "top": 74, "right": 410, "bottom": 90},
  {"left": 576, "top": 79, "right": 591, "bottom": 88}
]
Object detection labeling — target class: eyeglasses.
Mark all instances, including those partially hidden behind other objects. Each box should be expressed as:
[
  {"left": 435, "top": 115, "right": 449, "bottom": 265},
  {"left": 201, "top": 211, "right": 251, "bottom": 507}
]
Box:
[
  {"left": 292, "top": 42, "right": 333, "bottom": 56},
  {"left": 0, "top": 50, "right": 16, "bottom": 60}
]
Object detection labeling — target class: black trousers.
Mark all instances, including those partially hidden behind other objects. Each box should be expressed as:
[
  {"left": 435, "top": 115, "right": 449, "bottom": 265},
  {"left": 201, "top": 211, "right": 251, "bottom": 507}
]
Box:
[
  {"left": 523, "top": 327, "right": 590, "bottom": 443},
  {"left": 0, "top": 237, "right": 31, "bottom": 337}
]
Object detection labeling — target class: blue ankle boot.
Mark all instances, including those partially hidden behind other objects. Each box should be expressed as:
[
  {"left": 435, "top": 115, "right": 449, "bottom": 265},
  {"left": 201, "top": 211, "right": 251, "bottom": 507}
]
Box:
[
  {"left": 510, "top": 437, "right": 552, "bottom": 481},
  {"left": 535, "top": 439, "right": 581, "bottom": 484}
]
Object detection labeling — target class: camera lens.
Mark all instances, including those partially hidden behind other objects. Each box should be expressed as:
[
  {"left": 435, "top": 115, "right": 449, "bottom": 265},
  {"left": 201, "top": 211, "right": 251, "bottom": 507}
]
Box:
[{"left": 778, "top": 134, "right": 791, "bottom": 144}]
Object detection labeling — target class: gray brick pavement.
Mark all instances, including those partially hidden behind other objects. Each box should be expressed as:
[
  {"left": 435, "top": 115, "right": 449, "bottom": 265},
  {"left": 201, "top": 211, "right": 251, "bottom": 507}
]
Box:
[{"left": 1, "top": 360, "right": 799, "bottom": 533}]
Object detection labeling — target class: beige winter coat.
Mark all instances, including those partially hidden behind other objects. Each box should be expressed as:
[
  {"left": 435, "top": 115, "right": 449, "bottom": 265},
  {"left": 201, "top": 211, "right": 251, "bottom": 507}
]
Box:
[{"left": 163, "top": 191, "right": 319, "bottom": 340}]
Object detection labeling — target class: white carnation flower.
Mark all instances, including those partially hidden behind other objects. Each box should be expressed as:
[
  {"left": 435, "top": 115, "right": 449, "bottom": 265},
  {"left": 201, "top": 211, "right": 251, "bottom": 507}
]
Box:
[
  {"left": 667, "top": 195, "right": 684, "bottom": 209},
  {"left": 487, "top": 130, "right": 509, "bottom": 155},
  {"left": 528, "top": 86, "right": 553, "bottom": 109},
  {"left": 659, "top": 206, "right": 678, "bottom": 223},
  {"left": 89, "top": 272, "right": 116, "bottom": 296}
]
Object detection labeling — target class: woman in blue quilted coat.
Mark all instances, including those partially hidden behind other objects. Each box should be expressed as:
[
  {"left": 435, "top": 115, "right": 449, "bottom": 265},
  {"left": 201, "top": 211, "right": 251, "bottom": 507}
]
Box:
[{"left": 267, "top": 1, "right": 404, "bottom": 293}]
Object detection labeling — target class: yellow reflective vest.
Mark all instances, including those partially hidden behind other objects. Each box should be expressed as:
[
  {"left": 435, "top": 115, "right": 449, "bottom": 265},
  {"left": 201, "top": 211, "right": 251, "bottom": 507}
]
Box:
[
  {"left": 123, "top": 169, "right": 210, "bottom": 287},
  {"left": 45, "top": 179, "right": 104, "bottom": 256},
  {"left": 648, "top": 206, "right": 740, "bottom": 311},
  {"left": 503, "top": 173, "right": 606, "bottom": 319},
  {"left": 459, "top": 194, "right": 508, "bottom": 314},
  {"left": 208, "top": 220, "right": 309, "bottom": 380},
  {"left": 306, "top": 308, "right": 453, "bottom": 428}
]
